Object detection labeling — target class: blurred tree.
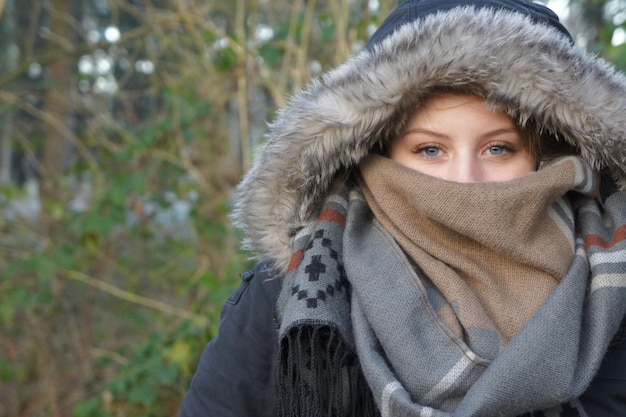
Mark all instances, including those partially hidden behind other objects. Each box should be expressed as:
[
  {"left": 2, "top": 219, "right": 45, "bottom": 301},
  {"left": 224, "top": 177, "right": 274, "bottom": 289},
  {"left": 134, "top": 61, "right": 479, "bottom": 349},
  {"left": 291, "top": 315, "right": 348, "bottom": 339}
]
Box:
[
  {"left": 0, "top": 0, "right": 391, "bottom": 415},
  {"left": 41, "top": 0, "right": 79, "bottom": 182},
  {"left": 549, "top": 0, "right": 626, "bottom": 67},
  {"left": 0, "top": 0, "right": 16, "bottom": 184}
]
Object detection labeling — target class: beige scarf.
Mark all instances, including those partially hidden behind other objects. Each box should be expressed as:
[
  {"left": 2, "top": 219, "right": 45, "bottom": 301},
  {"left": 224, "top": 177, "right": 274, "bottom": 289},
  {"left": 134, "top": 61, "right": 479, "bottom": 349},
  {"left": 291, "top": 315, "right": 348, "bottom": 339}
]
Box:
[{"left": 359, "top": 154, "right": 577, "bottom": 349}]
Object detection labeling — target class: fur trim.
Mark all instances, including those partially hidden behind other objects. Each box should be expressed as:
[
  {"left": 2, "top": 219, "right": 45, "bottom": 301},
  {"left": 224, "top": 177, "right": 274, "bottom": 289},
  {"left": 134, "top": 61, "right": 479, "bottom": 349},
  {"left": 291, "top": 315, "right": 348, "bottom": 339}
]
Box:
[{"left": 231, "top": 6, "right": 626, "bottom": 273}]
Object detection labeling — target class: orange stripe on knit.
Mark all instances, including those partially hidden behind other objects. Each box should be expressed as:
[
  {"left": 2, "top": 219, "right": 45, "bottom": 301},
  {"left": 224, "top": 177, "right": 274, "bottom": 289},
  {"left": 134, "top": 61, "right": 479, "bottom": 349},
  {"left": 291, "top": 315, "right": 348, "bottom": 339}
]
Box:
[
  {"left": 319, "top": 209, "right": 346, "bottom": 228},
  {"left": 586, "top": 224, "right": 626, "bottom": 249},
  {"left": 287, "top": 209, "right": 346, "bottom": 273},
  {"left": 287, "top": 249, "right": 305, "bottom": 273}
]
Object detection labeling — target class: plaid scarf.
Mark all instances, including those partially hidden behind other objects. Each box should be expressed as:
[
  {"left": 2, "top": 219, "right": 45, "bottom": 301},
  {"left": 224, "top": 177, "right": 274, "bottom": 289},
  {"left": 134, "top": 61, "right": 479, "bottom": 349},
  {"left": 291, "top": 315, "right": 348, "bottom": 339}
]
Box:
[{"left": 276, "top": 156, "right": 626, "bottom": 417}]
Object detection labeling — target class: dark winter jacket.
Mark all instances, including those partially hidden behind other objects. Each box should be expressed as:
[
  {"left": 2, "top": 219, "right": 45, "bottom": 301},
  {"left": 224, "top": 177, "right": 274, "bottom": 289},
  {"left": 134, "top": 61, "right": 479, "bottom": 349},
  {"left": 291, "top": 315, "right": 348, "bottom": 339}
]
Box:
[
  {"left": 180, "top": 0, "right": 626, "bottom": 415},
  {"left": 179, "top": 262, "right": 626, "bottom": 417}
]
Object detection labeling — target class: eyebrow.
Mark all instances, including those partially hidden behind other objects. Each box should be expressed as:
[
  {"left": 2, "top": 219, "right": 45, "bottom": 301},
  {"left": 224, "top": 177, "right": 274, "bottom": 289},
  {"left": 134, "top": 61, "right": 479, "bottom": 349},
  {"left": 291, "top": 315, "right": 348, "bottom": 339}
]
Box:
[{"left": 403, "top": 127, "right": 520, "bottom": 140}]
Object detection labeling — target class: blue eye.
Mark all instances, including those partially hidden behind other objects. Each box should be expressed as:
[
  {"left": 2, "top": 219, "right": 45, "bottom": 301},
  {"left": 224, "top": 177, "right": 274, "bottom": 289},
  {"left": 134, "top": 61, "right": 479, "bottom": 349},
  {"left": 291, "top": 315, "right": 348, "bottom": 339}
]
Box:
[
  {"left": 414, "top": 145, "right": 442, "bottom": 158},
  {"left": 423, "top": 147, "right": 441, "bottom": 156},
  {"left": 488, "top": 145, "right": 506, "bottom": 155},
  {"left": 486, "top": 143, "right": 517, "bottom": 156}
]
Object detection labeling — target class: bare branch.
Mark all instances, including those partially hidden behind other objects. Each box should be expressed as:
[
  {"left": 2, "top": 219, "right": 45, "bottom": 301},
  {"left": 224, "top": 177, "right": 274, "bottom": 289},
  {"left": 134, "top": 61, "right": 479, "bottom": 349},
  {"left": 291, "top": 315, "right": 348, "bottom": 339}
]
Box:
[{"left": 65, "top": 269, "right": 209, "bottom": 325}]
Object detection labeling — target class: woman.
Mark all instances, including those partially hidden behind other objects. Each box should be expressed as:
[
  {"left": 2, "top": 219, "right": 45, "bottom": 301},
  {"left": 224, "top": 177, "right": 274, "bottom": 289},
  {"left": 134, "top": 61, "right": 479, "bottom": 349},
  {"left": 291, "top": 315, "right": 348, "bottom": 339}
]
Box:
[{"left": 180, "top": 0, "right": 626, "bottom": 416}]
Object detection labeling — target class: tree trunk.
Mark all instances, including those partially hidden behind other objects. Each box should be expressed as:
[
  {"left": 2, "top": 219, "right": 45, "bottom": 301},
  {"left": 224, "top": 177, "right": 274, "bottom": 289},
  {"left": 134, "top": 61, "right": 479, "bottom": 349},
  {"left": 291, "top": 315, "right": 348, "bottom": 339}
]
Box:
[
  {"left": 579, "top": 0, "right": 607, "bottom": 51},
  {"left": 42, "top": 0, "right": 78, "bottom": 184},
  {"left": 0, "top": 0, "right": 17, "bottom": 184}
]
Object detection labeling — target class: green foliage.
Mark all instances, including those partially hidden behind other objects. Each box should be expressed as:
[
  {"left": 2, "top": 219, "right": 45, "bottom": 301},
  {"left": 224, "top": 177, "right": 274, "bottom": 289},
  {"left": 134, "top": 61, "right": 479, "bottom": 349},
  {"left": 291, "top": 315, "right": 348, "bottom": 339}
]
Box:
[
  {"left": 74, "top": 322, "right": 211, "bottom": 417},
  {"left": 214, "top": 45, "right": 239, "bottom": 73},
  {"left": 0, "top": 79, "right": 245, "bottom": 416}
]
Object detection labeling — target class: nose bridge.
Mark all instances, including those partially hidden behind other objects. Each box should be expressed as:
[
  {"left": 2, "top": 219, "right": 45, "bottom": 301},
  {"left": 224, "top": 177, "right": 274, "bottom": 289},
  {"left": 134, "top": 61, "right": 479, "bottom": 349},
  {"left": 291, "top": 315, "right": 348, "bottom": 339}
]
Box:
[{"left": 450, "top": 150, "right": 483, "bottom": 183}]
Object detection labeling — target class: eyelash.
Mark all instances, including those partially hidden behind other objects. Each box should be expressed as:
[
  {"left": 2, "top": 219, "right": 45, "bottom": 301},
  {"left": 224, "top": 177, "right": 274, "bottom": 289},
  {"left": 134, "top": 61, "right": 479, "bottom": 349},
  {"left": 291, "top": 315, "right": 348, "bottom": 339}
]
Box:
[
  {"left": 485, "top": 142, "right": 520, "bottom": 155},
  {"left": 411, "top": 142, "right": 520, "bottom": 157},
  {"left": 412, "top": 144, "right": 442, "bottom": 158}
]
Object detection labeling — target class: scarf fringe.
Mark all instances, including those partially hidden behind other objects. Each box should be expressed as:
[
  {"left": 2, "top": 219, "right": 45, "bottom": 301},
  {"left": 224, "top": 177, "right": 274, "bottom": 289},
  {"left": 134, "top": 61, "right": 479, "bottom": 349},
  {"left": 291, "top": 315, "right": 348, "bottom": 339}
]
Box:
[{"left": 277, "top": 325, "right": 380, "bottom": 417}]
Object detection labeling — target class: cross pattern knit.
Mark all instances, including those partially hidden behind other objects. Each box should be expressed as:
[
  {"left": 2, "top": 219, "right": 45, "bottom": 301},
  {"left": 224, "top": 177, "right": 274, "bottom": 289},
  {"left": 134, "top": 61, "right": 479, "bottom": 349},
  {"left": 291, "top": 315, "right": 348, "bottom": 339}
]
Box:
[
  {"left": 276, "top": 156, "right": 626, "bottom": 417},
  {"left": 290, "top": 229, "right": 350, "bottom": 309}
]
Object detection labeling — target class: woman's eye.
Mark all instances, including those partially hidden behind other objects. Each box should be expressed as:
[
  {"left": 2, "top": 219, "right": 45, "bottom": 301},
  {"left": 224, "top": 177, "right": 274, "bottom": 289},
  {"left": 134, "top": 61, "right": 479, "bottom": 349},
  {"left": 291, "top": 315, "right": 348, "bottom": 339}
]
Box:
[
  {"left": 487, "top": 145, "right": 506, "bottom": 155},
  {"left": 415, "top": 145, "right": 442, "bottom": 157},
  {"left": 485, "top": 143, "right": 517, "bottom": 156}
]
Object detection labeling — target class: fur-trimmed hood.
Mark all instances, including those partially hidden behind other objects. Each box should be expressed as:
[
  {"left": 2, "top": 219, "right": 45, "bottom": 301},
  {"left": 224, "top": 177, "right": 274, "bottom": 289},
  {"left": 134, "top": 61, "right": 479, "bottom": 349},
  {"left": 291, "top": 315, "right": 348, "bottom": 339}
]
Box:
[{"left": 232, "top": 3, "right": 626, "bottom": 273}]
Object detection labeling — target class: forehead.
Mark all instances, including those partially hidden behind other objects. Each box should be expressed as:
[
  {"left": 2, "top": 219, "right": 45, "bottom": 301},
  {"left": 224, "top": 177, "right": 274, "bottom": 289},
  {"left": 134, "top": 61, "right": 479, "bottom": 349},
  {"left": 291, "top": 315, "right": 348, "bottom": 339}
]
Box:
[{"left": 407, "top": 93, "right": 517, "bottom": 128}]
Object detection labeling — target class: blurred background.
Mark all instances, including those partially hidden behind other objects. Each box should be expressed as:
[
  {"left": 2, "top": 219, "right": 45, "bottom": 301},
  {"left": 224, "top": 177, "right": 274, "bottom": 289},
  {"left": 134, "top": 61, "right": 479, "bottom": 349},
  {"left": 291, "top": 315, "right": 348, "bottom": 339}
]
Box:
[{"left": 0, "top": 0, "right": 624, "bottom": 416}]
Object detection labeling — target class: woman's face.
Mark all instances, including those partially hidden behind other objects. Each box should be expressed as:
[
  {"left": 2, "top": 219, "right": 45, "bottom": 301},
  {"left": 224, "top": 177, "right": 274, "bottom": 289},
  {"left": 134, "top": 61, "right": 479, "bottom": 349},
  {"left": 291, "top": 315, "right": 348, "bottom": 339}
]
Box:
[{"left": 389, "top": 94, "right": 536, "bottom": 182}]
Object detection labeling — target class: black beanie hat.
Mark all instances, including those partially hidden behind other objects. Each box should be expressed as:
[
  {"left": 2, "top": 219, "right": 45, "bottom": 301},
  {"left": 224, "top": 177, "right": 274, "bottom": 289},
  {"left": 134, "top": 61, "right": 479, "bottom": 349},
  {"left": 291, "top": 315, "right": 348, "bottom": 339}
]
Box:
[{"left": 365, "top": 0, "right": 573, "bottom": 50}]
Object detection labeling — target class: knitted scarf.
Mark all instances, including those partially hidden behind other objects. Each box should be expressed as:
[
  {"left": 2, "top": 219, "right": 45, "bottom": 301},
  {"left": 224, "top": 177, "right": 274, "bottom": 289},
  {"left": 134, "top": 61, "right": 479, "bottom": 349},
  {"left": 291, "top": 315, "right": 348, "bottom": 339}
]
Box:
[
  {"left": 276, "top": 156, "right": 626, "bottom": 417},
  {"left": 359, "top": 154, "right": 574, "bottom": 354}
]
